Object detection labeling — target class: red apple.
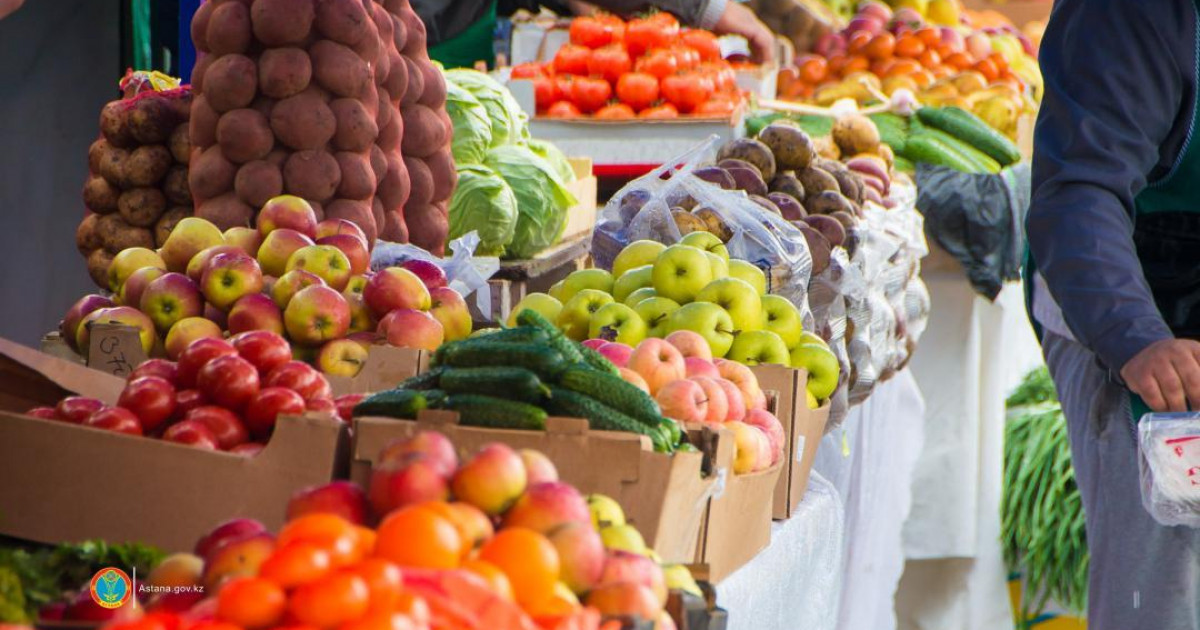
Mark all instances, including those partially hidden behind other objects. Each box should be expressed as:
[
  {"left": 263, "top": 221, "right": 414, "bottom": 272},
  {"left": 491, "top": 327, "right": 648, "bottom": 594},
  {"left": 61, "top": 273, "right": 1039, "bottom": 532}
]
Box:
[
  {"left": 316, "top": 338, "right": 369, "bottom": 378},
  {"left": 186, "top": 405, "right": 249, "bottom": 450},
  {"left": 227, "top": 293, "right": 284, "bottom": 335},
  {"left": 581, "top": 339, "right": 607, "bottom": 350},
  {"left": 194, "top": 518, "right": 267, "bottom": 559},
  {"left": 265, "top": 360, "right": 329, "bottom": 400},
  {"left": 164, "top": 316, "right": 224, "bottom": 360},
  {"left": 223, "top": 226, "right": 263, "bottom": 256},
  {"left": 399, "top": 259, "right": 447, "bottom": 290},
  {"left": 204, "top": 303, "right": 229, "bottom": 330},
  {"left": 120, "top": 266, "right": 166, "bottom": 311},
  {"left": 163, "top": 419, "right": 219, "bottom": 449},
  {"left": 369, "top": 454, "right": 450, "bottom": 515},
  {"left": 177, "top": 337, "right": 238, "bottom": 389},
  {"left": 286, "top": 244, "right": 353, "bottom": 292},
  {"left": 231, "top": 330, "right": 293, "bottom": 377},
  {"left": 55, "top": 396, "right": 105, "bottom": 424},
  {"left": 428, "top": 287, "right": 471, "bottom": 342},
  {"left": 84, "top": 407, "right": 144, "bottom": 435},
  {"left": 306, "top": 397, "right": 337, "bottom": 416},
  {"left": 197, "top": 354, "right": 260, "bottom": 410},
  {"left": 76, "top": 306, "right": 156, "bottom": 356},
  {"left": 286, "top": 481, "right": 369, "bottom": 524},
  {"left": 175, "top": 388, "right": 208, "bottom": 419},
  {"left": 713, "top": 378, "right": 746, "bottom": 422},
  {"left": 201, "top": 251, "right": 264, "bottom": 311},
  {"left": 378, "top": 308, "right": 444, "bottom": 351},
  {"left": 272, "top": 268, "right": 326, "bottom": 309},
  {"left": 118, "top": 376, "right": 177, "bottom": 432},
  {"left": 317, "top": 234, "right": 370, "bottom": 276},
  {"left": 315, "top": 218, "right": 368, "bottom": 243},
  {"left": 26, "top": 406, "right": 57, "bottom": 420},
  {"left": 597, "top": 342, "right": 634, "bottom": 368},
  {"left": 284, "top": 285, "right": 351, "bottom": 345},
  {"left": 244, "top": 386, "right": 307, "bottom": 437},
  {"left": 655, "top": 379, "right": 708, "bottom": 424},
  {"left": 132, "top": 358, "right": 179, "bottom": 383},
  {"left": 377, "top": 431, "right": 458, "bottom": 477},
  {"left": 346, "top": 291, "right": 375, "bottom": 334},
  {"left": 61, "top": 294, "right": 115, "bottom": 351},
  {"left": 258, "top": 228, "right": 316, "bottom": 278},
  {"left": 258, "top": 195, "right": 318, "bottom": 238},
  {"left": 334, "top": 393, "right": 366, "bottom": 423},
  {"left": 363, "top": 267, "right": 430, "bottom": 318},
  {"left": 743, "top": 408, "right": 785, "bottom": 465},
  {"left": 684, "top": 356, "right": 720, "bottom": 379}
]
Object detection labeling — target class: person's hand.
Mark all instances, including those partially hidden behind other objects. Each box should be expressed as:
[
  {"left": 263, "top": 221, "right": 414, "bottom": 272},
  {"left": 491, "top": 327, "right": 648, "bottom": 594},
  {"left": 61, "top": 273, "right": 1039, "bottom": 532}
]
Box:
[
  {"left": 1120, "top": 338, "right": 1200, "bottom": 412},
  {"left": 713, "top": 2, "right": 776, "bottom": 65}
]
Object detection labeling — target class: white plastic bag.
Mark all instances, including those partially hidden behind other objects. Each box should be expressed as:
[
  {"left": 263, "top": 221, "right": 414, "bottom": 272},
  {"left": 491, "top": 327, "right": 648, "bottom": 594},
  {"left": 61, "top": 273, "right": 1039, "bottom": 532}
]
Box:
[
  {"left": 1138, "top": 412, "right": 1200, "bottom": 527},
  {"left": 370, "top": 232, "right": 501, "bottom": 317}
]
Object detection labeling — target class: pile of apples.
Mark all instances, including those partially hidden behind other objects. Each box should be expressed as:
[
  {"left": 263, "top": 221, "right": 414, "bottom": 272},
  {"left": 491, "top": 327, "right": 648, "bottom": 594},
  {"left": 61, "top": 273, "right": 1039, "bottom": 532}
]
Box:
[
  {"left": 62, "top": 195, "right": 472, "bottom": 378},
  {"left": 26, "top": 331, "right": 359, "bottom": 451},
  {"left": 510, "top": 234, "right": 840, "bottom": 404},
  {"left": 104, "top": 433, "right": 700, "bottom": 630},
  {"left": 588, "top": 331, "right": 784, "bottom": 474}
]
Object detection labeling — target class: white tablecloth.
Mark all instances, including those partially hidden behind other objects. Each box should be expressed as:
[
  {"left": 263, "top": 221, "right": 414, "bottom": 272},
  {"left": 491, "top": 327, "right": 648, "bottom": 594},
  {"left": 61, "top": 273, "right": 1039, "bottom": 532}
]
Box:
[{"left": 716, "top": 471, "right": 846, "bottom": 630}]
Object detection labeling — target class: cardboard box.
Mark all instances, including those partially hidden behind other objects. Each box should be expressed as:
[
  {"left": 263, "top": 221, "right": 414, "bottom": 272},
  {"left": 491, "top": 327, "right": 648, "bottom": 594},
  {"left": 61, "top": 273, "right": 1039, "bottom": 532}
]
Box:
[
  {"left": 352, "top": 411, "right": 717, "bottom": 563},
  {"left": 0, "top": 337, "right": 348, "bottom": 552},
  {"left": 326, "top": 345, "right": 428, "bottom": 397},
  {"left": 691, "top": 427, "right": 783, "bottom": 583},
  {"left": 39, "top": 323, "right": 149, "bottom": 378},
  {"left": 750, "top": 364, "right": 832, "bottom": 520},
  {"left": 560, "top": 157, "right": 598, "bottom": 243}
]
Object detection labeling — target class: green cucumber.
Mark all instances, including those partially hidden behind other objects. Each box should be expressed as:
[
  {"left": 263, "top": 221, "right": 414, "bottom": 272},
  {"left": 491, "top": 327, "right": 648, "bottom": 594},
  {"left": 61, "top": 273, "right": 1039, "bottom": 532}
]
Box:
[
  {"left": 916, "top": 106, "right": 1021, "bottom": 166},
  {"left": 893, "top": 155, "right": 915, "bottom": 174},
  {"left": 439, "top": 367, "right": 550, "bottom": 403},
  {"left": 443, "top": 394, "right": 547, "bottom": 430},
  {"left": 439, "top": 341, "right": 567, "bottom": 381},
  {"left": 559, "top": 367, "right": 661, "bottom": 426},
  {"left": 397, "top": 367, "right": 444, "bottom": 390},
  {"left": 354, "top": 388, "right": 442, "bottom": 419},
  {"left": 431, "top": 327, "right": 549, "bottom": 365},
  {"left": 576, "top": 343, "right": 621, "bottom": 376},
  {"left": 900, "top": 134, "right": 981, "bottom": 173},
  {"left": 545, "top": 387, "right": 669, "bottom": 452},
  {"left": 516, "top": 309, "right": 586, "bottom": 365},
  {"left": 919, "top": 128, "right": 1001, "bottom": 173}
]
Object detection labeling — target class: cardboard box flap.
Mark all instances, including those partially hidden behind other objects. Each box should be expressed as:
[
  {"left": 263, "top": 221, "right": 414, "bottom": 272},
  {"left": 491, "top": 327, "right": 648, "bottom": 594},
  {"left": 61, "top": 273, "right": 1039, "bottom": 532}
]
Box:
[
  {"left": 326, "top": 346, "right": 426, "bottom": 397},
  {"left": 0, "top": 336, "right": 125, "bottom": 410}
]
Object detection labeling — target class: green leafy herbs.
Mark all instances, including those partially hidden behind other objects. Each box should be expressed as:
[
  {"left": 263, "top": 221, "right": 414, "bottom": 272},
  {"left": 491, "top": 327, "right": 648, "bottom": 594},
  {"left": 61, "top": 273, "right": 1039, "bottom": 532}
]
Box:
[{"left": 1006, "top": 366, "right": 1059, "bottom": 408}]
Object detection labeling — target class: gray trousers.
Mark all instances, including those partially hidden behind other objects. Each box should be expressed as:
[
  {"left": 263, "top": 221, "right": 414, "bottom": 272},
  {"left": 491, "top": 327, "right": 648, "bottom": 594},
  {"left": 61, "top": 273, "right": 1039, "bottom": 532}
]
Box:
[{"left": 1043, "top": 332, "right": 1200, "bottom": 629}]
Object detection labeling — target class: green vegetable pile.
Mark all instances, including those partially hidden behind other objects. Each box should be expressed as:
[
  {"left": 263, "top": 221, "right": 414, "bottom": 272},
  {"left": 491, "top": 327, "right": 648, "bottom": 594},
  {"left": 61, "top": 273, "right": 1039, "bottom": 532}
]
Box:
[
  {"left": 443, "top": 69, "right": 577, "bottom": 260},
  {"left": 354, "top": 310, "right": 686, "bottom": 454},
  {"left": 1002, "top": 367, "right": 1088, "bottom": 618},
  {"left": 0, "top": 539, "right": 164, "bottom": 623}
]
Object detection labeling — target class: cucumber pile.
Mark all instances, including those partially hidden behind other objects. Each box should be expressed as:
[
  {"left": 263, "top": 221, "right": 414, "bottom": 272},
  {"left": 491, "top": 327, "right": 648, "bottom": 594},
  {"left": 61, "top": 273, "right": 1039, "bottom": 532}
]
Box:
[
  {"left": 871, "top": 106, "right": 1022, "bottom": 175},
  {"left": 353, "top": 309, "right": 685, "bottom": 453}
]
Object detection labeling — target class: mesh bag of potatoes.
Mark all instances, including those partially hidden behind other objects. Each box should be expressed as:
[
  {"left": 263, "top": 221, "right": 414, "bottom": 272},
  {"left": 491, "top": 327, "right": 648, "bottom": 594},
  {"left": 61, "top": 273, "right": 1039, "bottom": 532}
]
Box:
[
  {"left": 78, "top": 73, "right": 193, "bottom": 289},
  {"left": 188, "top": 0, "right": 455, "bottom": 255}
]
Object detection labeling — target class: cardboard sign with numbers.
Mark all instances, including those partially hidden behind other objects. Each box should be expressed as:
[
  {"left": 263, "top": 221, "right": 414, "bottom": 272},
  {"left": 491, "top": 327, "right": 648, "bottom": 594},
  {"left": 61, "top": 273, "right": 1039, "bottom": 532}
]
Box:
[{"left": 85, "top": 323, "right": 148, "bottom": 378}]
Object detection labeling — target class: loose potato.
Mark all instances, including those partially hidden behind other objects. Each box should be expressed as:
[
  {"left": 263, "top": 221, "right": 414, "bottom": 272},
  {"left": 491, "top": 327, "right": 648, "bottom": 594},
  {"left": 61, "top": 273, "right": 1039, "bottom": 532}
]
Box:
[
  {"left": 163, "top": 166, "right": 191, "bottom": 205},
  {"left": 404, "top": 156, "right": 433, "bottom": 207},
  {"left": 399, "top": 105, "right": 445, "bottom": 159},
  {"left": 694, "top": 207, "right": 734, "bottom": 242},
  {"left": 196, "top": 193, "right": 254, "bottom": 230},
  {"left": 750, "top": 195, "right": 781, "bottom": 216},
  {"left": 76, "top": 214, "right": 103, "bottom": 255},
  {"left": 417, "top": 61, "right": 446, "bottom": 108},
  {"left": 383, "top": 50, "right": 408, "bottom": 103},
  {"left": 169, "top": 124, "right": 191, "bottom": 164},
  {"left": 99, "top": 101, "right": 134, "bottom": 148},
  {"left": 88, "top": 138, "right": 111, "bottom": 174},
  {"left": 127, "top": 98, "right": 175, "bottom": 144},
  {"left": 829, "top": 169, "right": 863, "bottom": 205},
  {"left": 404, "top": 201, "right": 448, "bottom": 256},
  {"left": 334, "top": 152, "right": 375, "bottom": 200},
  {"left": 265, "top": 149, "right": 290, "bottom": 168},
  {"left": 331, "top": 98, "right": 379, "bottom": 152},
  {"left": 813, "top": 134, "right": 841, "bottom": 160},
  {"left": 377, "top": 155, "right": 411, "bottom": 211},
  {"left": 119, "top": 188, "right": 167, "bottom": 227},
  {"left": 251, "top": 0, "right": 315, "bottom": 46},
  {"left": 204, "top": 54, "right": 258, "bottom": 113},
  {"left": 310, "top": 40, "right": 371, "bottom": 98},
  {"left": 97, "top": 147, "right": 131, "bottom": 188},
  {"left": 769, "top": 192, "right": 805, "bottom": 220},
  {"left": 190, "top": 1, "right": 215, "bottom": 53},
  {"left": 377, "top": 115, "right": 401, "bottom": 153},
  {"left": 189, "top": 145, "right": 238, "bottom": 201},
  {"left": 206, "top": 0, "right": 251, "bottom": 55},
  {"left": 797, "top": 167, "right": 840, "bottom": 198},
  {"left": 258, "top": 47, "right": 312, "bottom": 99},
  {"left": 326, "top": 199, "right": 377, "bottom": 244},
  {"left": 673, "top": 209, "right": 707, "bottom": 235},
  {"left": 270, "top": 92, "right": 336, "bottom": 150},
  {"left": 758, "top": 122, "right": 816, "bottom": 171},
  {"left": 283, "top": 150, "right": 342, "bottom": 202},
  {"left": 125, "top": 145, "right": 172, "bottom": 187},
  {"left": 804, "top": 214, "right": 847, "bottom": 248},
  {"left": 830, "top": 211, "right": 859, "bottom": 233},
  {"left": 251, "top": 96, "right": 277, "bottom": 121},
  {"left": 380, "top": 208, "right": 407, "bottom": 242},
  {"left": 86, "top": 248, "right": 115, "bottom": 288},
  {"left": 665, "top": 189, "right": 698, "bottom": 212},
  {"left": 717, "top": 158, "right": 760, "bottom": 178},
  {"left": 400, "top": 56, "right": 425, "bottom": 106},
  {"left": 831, "top": 114, "right": 880, "bottom": 156},
  {"left": 316, "top": 0, "right": 370, "bottom": 45},
  {"left": 726, "top": 166, "right": 768, "bottom": 197},
  {"left": 192, "top": 54, "right": 214, "bottom": 93},
  {"left": 310, "top": 200, "right": 325, "bottom": 221},
  {"left": 804, "top": 190, "right": 855, "bottom": 216},
  {"left": 369, "top": 145, "right": 387, "bottom": 187},
  {"left": 217, "top": 108, "right": 274, "bottom": 164},
  {"left": 234, "top": 160, "right": 283, "bottom": 208},
  {"left": 155, "top": 207, "right": 190, "bottom": 247},
  {"left": 189, "top": 95, "right": 219, "bottom": 149},
  {"left": 425, "top": 148, "right": 456, "bottom": 203},
  {"left": 692, "top": 166, "right": 735, "bottom": 190},
  {"left": 98, "top": 214, "right": 154, "bottom": 253},
  {"left": 83, "top": 176, "right": 121, "bottom": 213},
  {"left": 796, "top": 224, "right": 831, "bottom": 275},
  {"left": 717, "top": 138, "right": 776, "bottom": 182},
  {"left": 770, "top": 171, "right": 806, "bottom": 202}
]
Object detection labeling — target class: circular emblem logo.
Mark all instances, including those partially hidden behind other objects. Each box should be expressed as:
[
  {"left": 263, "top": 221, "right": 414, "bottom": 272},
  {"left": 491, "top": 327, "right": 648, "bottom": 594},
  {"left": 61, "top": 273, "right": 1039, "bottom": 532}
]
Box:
[{"left": 89, "top": 568, "right": 132, "bottom": 609}]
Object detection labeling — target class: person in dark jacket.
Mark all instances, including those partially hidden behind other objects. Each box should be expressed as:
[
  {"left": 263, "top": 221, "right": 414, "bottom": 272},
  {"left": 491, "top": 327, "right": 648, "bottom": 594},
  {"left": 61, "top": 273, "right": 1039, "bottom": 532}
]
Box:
[{"left": 1026, "top": 0, "right": 1200, "bottom": 627}]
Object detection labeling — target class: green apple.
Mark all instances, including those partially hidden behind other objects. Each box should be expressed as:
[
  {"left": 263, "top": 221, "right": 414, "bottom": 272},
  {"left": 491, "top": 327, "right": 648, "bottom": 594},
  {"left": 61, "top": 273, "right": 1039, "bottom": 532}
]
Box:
[
  {"left": 612, "top": 264, "right": 653, "bottom": 303},
  {"left": 624, "top": 286, "right": 657, "bottom": 307},
  {"left": 799, "top": 330, "right": 828, "bottom": 349},
  {"left": 695, "top": 278, "right": 762, "bottom": 332},
  {"left": 588, "top": 302, "right": 647, "bottom": 345},
  {"left": 549, "top": 280, "right": 567, "bottom": 302},
  {"left": 507, "top": 292, "right": 563, "bottom": 328},
  {"left": 728, "top": 260, "right": 767, "bottom": 296},
  {"left": 761, "top": 294, "right": 803, "bottom": 349},
  {"left": 668, "top": 302, "right": 735, "bottom": 357},
  {"left": 633, "top": 296, "right": 681, "bottom": 338},
  {"left": 652, "top": 244, "right": 713, "bottom": 304},
  {"left": 680, "top": 231, "right": 729, "bottom": 261},
  {"left": 726, "top": 330, "right": 790, "bottom": 367},
  {"left": 790, "top": 343, "right": 840, "bottom": 400},
  {"left": 705, "top": 253, "right": 729, "bottom": 279},
  {"left": 560, "top": 268, "right": 614, "bottom": 304},
  {"left": 613, "top": 239, "right": 667, "bottom": 278},
  {"left": 557, "top": 289, "right": 614, "bottom": 341}
]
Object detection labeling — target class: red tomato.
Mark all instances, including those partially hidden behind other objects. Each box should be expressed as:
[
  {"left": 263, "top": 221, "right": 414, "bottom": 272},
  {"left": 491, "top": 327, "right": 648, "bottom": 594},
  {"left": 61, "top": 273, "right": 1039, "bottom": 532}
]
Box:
[
  {"left": 616, "top": 72, "right": 660, "bottom": 111},
  {"left": 660, "top": 73, "right": 711, "bottom": 114},
  {"left": 681, "top": 29, "right": 721, "bottom": 62},
  {"left": 670, "top": 45, "right": 700, "bottom": 71},
  {"left": 596, "top": 13, "right": 626, "bottom": 43},
  {"left": 533, "top": 76, "right": 560, "bottom": 111},
  {"left": 595, "top": 103, "right": 635, "bottom": 119},
  {"left": 625, "top": 16, "right": 679, "bottom": 57},
  {"left": 639, "top": 103, "right": 679, "bottom": 119},
  {"left": 546, "top": 101, "right": 582, "bottom": 117},
  {"left": 569, "top": 16, "right": 615, "bottom": 49},
  {"left": 635, "top": 48, "right": 679, "bottom": 80},
  {"left": 553, "top": 44, "right": 592, "bottom": 76},
  {"left": 570, "top": 76, "right": 613, "bottom": 113},
  {"left": 510, "top": 62, "right": 545, "bottom": 79},
  {"left": 699, "top": 61, "right": 737, "bottom": 93},
  {"left": 692, "top": 98, "right": 737, "bottom": 117},
  {"left": 587, "top": 44, "right": 632, "bottom": 85}
]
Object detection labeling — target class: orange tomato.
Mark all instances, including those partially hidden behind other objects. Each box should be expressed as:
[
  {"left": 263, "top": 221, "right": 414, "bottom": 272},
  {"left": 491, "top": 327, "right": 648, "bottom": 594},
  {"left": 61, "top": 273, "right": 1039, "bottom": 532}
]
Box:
[
  {"left": 335, "top": 612, "right": 417, "bottom": 630},
  {"left": 546, "top": 101, "right": 581, "bottom": 117},
  {"left": 217, "top": 577, "right": 286, "bottom": 629},
  {"left": 934, "top": 44, "right": 956, "bottom": 59},
  {"left": 931, "top": 65, "right": 954, "bottom": 80},
  {"left": 797, "top": 55, "right": 828, "bottom": 84},
  {"left": 692, "top": 98, "right": 737, "bottom": 116},
  {"left": 188, "top": 623, "right": 243, "bottom": 630},
  {"left": 870, "top": 58, "right": 895, "bottom": 77},
  {"left": 289, "top": 572, "right": 371, "bottom": 629},
  {"left": 885, "top": 58, "right": 923, "bottom": 77},
  {"left": 826, "top": 53, "right": 848, "bottom": 78},
  {"left": 894, "top": 35, "right": 926, "bottom": 59},
  {"left": 842, "top": 55, "right": 870, "bottom": 75},
  {"left": 639, "top": 103, "right": 679, "bottom": 119},
  {"left": 974, "top": 58, "right": 1000, "bottom": 82},
  {"left": 911, "top": 69, "right": 935, "bottom": 87},
  {"left": 525, "top": 583, "right": 579, "bottom": 617},
  {"left": 461, "top": 559, "right": 516, "bottom": 601},
  {"left": 260, "top": 543, "right": 333, "bottom": 589},
  {"left": 865, "top": 33, "right": 895, "bottom": 60},
  {"left": 681, "top": 29, "right": 722, "bottom": 62},
  {"left": 943, "top": 52, "right": 974, "bottom": 70},
  {"left": 595, "top": 103, "right": 636, "bottom": 119},
  {"left": 478, "top": 528, "right": 560, "bottom": 609},
  {"left": 847, "top": 31, "right": 873, "bottom": 55},
  {"left": 356, "top": 527, "right": 376, "bottom": 558},
  {"left": 350, "top": 559, "right": 404, "bottom": 613},
  {"left": 390, "top": 592, "right": 431, "bottom": 627},
  {"left": 279, "top": 515, "right": 364, "bottom": 567},
  {"left": 374, "top": 505, "right": 463, "bottom": 569},
  {"left": 916, "top": 27, "right": 941, "bottom": 47},
  {"left": 918, "top": 49, "right": 941, "bottom": 69}
]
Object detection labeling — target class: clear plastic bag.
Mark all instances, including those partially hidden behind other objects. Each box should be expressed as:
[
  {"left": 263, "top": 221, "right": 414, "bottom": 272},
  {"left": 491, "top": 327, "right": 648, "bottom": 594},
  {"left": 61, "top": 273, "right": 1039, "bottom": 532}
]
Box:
[
  {"left": 1138, "top": 412, "right": 1200, "bottom": 528},
  {"left": 370, "top": 232, "right": 501, "bottom": 317}
]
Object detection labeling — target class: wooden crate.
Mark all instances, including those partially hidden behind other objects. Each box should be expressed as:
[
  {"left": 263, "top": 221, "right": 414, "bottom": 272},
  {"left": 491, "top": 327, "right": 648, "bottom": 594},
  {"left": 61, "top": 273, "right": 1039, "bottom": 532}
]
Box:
[{"left": 469, "top": 234, "right": 591, "bottom": 325}]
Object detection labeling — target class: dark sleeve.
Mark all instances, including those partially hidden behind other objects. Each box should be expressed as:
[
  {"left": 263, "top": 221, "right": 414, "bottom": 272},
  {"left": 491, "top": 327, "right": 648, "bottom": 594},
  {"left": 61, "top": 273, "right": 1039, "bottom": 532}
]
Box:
[{"left": 1027, "top": 0, "right": 1192, "bottom": 372}]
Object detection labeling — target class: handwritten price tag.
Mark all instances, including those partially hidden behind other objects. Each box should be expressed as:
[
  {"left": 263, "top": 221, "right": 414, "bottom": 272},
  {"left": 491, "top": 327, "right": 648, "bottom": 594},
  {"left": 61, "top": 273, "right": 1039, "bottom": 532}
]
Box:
[{"left": 87, "top": 323, "right": 147, "bottom": 377}]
